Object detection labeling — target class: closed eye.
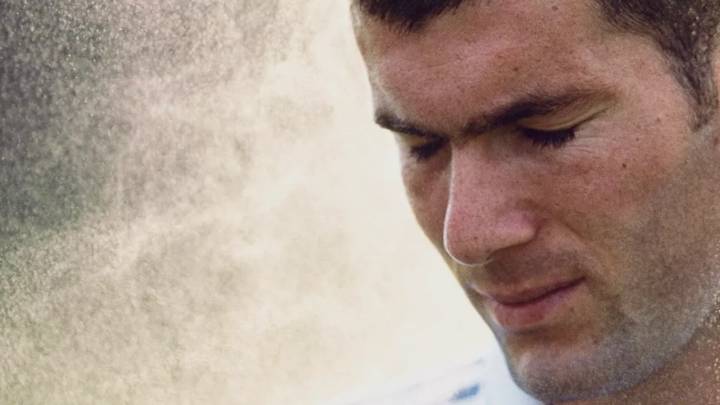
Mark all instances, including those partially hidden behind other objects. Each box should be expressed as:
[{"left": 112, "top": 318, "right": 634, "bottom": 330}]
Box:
[
  {"left": 520, "top": 127, "right": 576, "bottom": 149},
  {"left": 406, "top": 127, "right": 575, "bottom": 161},
  {"left": 409, "top": 137, "right": 447, "bottom": 161}
]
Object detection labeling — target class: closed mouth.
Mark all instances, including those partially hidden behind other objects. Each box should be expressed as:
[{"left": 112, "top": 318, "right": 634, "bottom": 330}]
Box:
[{"left": 488, "top": 278, "right": 585, "bottom": 306}]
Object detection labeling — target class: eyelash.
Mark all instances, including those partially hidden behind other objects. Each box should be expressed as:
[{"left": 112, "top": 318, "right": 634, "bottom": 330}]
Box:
[
  {"left": 408, "top": 127, "right": 577, "bottom": 161},
  {"left": 521, "top": 127, "right": 577, "bottom": 149},
  {"left": 410, "top": 138, "right": 447, "bottom": 161}
]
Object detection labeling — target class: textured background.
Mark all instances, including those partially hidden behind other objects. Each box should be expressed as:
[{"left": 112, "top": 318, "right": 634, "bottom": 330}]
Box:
[{"left": 0, "top": 1, "right": 491, "bottom": 404}]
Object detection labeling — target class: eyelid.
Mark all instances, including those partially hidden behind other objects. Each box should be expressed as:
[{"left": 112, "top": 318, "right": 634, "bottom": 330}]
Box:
[
  {"left": 518, "top": 104, "right": 608, "bottom": 131},
  {"left": 408, "top": 138, "right": 447, "bottom": 161},
  {"left": 394, "top": 131, "right": 443, "bottom": 145}
]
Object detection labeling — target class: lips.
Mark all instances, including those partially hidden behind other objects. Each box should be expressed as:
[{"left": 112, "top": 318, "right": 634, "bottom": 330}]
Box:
[
  {"left": 470, "top": 278, "right": 586, "bottom": 332},
  {"left": 488, "top": 278, "right": 585, "bottom": 306}
]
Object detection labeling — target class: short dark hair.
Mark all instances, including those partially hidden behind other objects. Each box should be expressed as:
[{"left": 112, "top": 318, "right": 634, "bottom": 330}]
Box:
[{"left": 353, "top": 0, "right": 720, "bottom": 128}]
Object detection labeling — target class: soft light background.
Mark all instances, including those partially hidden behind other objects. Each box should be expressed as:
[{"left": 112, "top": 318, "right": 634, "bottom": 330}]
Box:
[{"left": 0, "top": 1, "right": 492, "bottom": 404}]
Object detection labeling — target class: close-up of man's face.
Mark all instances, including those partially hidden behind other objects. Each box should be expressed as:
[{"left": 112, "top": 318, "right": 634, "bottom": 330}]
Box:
[{"left": 354, "top": 0, "right": 720, "bottom": 403}]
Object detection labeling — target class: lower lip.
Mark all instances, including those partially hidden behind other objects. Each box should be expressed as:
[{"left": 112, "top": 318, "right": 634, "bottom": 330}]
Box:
[{"left": 489, "top": 280, "right": 584, "bottom": 333}]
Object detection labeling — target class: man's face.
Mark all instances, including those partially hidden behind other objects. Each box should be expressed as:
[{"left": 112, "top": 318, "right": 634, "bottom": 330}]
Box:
[{"left": 355, "top": 0, "right": 720, "bottom": 402}]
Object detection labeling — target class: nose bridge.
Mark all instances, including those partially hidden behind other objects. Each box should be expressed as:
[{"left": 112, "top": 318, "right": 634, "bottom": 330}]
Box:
[{"left": 443, "top": 144, "right": 536, "bottom": 266}]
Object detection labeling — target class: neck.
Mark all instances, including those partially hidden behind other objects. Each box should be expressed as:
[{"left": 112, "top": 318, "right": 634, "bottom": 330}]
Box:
[{"left": 561, "top": 314, "right": 720, "bottom": 405}]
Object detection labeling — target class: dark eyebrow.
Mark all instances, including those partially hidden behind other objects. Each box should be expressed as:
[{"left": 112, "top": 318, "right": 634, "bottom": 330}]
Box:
[
  {"left": 374, "top": 111, "right": 445, "bottom": 138},
  {"left": 374, "top": 89, "right": 603, "bottom": 139}
]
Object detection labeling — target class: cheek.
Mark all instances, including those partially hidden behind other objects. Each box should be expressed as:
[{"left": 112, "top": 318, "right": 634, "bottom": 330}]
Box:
[
  {"left": 401, "top": 158, "right": 450, "bottom": 249},
  {"left": 544, "top": 123, "right": 702, "bottom": 307},
  {"left": 546, "top": 121, "right": 685, "bottom": 237}
]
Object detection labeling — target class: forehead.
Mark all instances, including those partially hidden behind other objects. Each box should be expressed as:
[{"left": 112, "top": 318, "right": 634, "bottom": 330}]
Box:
[{"left": 354, "top": 0, "right": 627, "bottom": 132}]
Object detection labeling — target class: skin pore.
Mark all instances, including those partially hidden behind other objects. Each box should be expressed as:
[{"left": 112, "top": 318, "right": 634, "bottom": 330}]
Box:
[{"left": 354, "top": 0, "right": 720, "bottom": 404}]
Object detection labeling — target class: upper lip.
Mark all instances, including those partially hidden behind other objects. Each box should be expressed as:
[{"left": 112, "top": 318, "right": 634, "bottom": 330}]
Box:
[{"left": 476, "top": 278, "right": 585, "bottom": 306}]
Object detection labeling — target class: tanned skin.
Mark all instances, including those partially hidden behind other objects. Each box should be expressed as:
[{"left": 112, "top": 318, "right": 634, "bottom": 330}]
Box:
[{"left": 354, "top": 1, "right": 720, "bottom": 403}]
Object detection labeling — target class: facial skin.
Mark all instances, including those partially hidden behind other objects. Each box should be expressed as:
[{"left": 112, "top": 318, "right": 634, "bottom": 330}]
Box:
[{"left": 354, "top": 1, "right": 720, "bottom": 403}]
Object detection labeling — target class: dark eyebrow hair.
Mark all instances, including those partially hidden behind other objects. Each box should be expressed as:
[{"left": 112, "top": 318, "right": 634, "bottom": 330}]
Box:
[
  {"left": 374, "top": 89, "right": 605, "bottom": 139},
  {"left": 374, "top": 111, "right": 445, "bottom": 138}
]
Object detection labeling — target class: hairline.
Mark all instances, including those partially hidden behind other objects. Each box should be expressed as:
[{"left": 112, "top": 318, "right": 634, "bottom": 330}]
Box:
[{"left": 352, "top": 0, "right": 719, "bottom": 130}]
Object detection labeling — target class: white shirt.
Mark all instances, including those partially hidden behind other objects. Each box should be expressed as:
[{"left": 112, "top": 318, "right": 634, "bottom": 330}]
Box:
[{"left": 339, "top": 340, "right": 541, "bottom": 405}]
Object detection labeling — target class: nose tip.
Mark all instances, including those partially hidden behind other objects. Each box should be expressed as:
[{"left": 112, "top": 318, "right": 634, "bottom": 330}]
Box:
[
  {"left": 440, "top": 141, "right": 539, "bottom": 267},
  {"left": 443, "top": 208, "right": 538, "bottom": 267}
]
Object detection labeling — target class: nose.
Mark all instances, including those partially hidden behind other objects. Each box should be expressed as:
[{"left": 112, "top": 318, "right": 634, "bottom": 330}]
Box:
[{"left": 443, "top": 145, "right": 538, "bottom": 267}]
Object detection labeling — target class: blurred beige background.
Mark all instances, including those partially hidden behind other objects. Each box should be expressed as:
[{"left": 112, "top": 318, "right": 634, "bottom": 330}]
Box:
[
  {"left": 0, "top": 1, "right": 492, "bottom": 404},
  {"left": 253, "top": 3, "right": 494, "bottom": 404}
]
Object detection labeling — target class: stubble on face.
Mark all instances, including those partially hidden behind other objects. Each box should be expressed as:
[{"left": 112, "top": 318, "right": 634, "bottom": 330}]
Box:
[
  {"left": 511, "top": 169, "right": 720, "bottom": 402},
  {"left": 354, "top": 0, "right": 720, "bottom": 403},
  {"left": 457, "top": 115, "right": 720, "bottom": 404}
]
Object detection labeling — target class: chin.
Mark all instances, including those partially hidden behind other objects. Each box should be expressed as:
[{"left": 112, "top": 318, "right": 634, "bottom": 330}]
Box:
[
  {"left": 509, "top": 359, "right": 632, "bottom": 403},
  {"left": 499, "top": 330, "right": 666, "bottom": 404}
]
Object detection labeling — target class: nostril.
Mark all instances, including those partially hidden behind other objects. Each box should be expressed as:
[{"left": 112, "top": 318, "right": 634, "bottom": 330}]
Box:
[
  {"left": 443, "top": 232, "right": 493, "bottom": 267},
  {"left": 447, "top": 249, "right": 494, "bottom": 268}
]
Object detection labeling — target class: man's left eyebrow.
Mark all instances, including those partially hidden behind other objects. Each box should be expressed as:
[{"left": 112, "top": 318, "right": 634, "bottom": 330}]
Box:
[{"left": 462, "top": 90, "right": 603, "bottom": 136}]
